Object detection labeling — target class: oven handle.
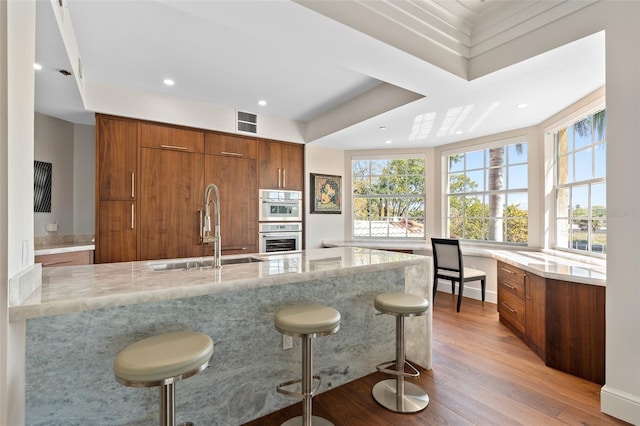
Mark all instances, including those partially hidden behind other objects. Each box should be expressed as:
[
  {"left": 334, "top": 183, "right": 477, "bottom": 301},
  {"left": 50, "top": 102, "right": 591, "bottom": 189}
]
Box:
[{"left": 260, "top": 232, "right": 301, "bottom": 238}]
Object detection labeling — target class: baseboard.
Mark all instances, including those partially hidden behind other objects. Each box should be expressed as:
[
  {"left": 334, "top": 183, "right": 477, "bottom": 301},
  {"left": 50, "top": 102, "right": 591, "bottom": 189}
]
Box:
[
  {"left": 601, "top": 384, "right": 640, "bottom": 425},
  {"left": 435, "top": 280, "right": 497, "bottom": 304}
]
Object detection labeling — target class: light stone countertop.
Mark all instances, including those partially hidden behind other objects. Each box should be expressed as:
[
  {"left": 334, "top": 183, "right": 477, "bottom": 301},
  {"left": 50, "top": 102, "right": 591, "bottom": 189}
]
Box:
[
  {"left": 34, "top": 243, "right": 95, "bottom": 256},
  {"left": 322, "top": 240, "right": 606, "bottom": 286},
  {"left": 10, "top": 247, "right": 427, "bottom": 321}
]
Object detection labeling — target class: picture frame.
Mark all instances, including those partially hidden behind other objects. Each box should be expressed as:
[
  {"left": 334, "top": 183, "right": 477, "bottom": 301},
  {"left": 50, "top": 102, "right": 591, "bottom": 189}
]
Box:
[{"left": 310, "top": 173, "right": 342, "bottom": 214}]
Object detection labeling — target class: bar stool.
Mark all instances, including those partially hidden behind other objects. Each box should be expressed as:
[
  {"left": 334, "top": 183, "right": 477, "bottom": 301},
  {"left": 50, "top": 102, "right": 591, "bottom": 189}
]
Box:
[
  {"left": 275, "top": 303, "right": 341, "bottom": 426},
  {"left": 372, "top": 292, "right": 429, "bottom": 413},
  {"left": 113, "top": 331, "right": 214, "bottom": 426}
]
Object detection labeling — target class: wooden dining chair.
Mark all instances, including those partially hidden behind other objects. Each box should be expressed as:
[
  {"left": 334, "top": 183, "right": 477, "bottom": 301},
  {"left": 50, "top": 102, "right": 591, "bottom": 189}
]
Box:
[{"left": 431, "top": 238, "right": 486, "bottom": 312}]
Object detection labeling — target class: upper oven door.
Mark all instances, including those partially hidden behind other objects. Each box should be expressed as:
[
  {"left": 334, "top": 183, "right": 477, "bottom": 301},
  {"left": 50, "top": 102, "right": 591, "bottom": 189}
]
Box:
[{"left": 259, "top": 189, "right": 302, "bottom": 221}]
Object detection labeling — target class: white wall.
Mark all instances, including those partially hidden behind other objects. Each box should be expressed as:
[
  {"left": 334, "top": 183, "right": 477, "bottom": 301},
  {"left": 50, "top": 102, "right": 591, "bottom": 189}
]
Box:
[
  {"left": 72, "top": 123, "right": 94, "bottom": 235},
  {"left": 304, "top": 145, "right": 345, "bottom": 248},
  {"left": 3, "top": 2, "right": 36, "bottom": 425},
  {"left": 0, "top": 1, "right": 8, "bottom": 422},
  {"left": 33, "top": 113, "right": 95, "bottom": 237},
  {"left": 33, "top": 113, "right": 74, "bottom": 236}
]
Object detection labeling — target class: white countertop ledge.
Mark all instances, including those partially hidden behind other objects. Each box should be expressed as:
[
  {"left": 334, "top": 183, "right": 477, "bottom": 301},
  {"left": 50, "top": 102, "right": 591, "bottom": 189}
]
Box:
[
  {"left": 323, "top": 240, "right": 606, "bottom": 287},
  {"left": 10, "top": 247, "right": 426, "bottom": 321}
]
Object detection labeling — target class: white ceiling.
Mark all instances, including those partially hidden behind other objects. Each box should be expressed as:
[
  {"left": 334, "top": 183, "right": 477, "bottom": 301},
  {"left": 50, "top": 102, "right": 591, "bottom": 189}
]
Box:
[{"left": 34, "top": 0, "right": 605, "bottom": 150}]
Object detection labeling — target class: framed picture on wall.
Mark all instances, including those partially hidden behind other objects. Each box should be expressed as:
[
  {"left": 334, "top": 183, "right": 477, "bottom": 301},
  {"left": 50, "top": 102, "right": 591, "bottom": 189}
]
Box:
[{"left": 310, "top": 173, "right": 342, "bottom": 214}]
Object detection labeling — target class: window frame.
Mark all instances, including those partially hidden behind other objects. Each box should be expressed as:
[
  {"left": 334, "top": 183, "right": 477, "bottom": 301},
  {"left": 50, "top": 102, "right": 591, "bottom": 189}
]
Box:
[
  {"left": 442, "top": 136, "right": 529, "bottom": 245},
  {"left": 552, "top": 108, "right": 607, "bottom": 257},
  {"left": 350, "top": 153, "right": 427, "bottom": 240}
]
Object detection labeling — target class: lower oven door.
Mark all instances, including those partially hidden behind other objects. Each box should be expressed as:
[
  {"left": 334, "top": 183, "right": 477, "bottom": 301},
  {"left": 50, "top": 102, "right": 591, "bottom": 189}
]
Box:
[{"left": 260, "top": 232, "right": 301, "bottom": 253}]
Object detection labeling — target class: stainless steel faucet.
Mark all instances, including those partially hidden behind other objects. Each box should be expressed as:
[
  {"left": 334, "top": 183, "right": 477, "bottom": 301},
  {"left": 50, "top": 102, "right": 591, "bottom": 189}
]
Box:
[{"left": 203, "top": 183, "right": 221, "bottom": 269}]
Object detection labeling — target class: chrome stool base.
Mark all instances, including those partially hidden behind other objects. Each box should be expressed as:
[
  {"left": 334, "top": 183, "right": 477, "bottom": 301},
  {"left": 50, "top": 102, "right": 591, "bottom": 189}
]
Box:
[
  {"left": 281, "top": 416, "right": 334, "bottom": 426},
  {"left": 372, "top": 379, "right": 429, "bottom": 413}
]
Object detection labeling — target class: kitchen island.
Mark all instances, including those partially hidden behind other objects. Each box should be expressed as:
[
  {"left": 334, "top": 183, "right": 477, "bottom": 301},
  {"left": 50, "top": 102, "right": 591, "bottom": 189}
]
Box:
[{"left": 11, "top": 247, "right": 431, "bottom": 425}]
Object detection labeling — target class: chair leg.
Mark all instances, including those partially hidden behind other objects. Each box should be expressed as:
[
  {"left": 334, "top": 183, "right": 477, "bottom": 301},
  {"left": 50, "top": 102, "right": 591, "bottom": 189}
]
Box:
[
  {"left": 302, "top": 336, "right": 313, "bottom": 426},
  {"left": 481, "top": 278, "right": 486, "bottom": 305},
  {"left": 457, "top": 281, "right": 464, "bottom": 312}
]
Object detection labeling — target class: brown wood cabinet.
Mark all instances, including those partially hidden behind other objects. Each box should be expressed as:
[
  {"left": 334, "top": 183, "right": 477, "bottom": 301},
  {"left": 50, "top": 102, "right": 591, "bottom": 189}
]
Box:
[
  {"left": 258, "top": 140, "right": 304, "bottom": 190},
  {"left": 35, "top": 250, "right": 94, "bottom": 267},
  {"left": 97, "top": 117, "right": 137, "bottom": 201},
  {"left": 96, "top": 200, "right": 137, "bottom": 263},
  {"left": 497, "top": 260, "right": 605, "bottom": 384},
  {"left": 139, "top": 147, "right": 204, "bottom": 260},
  {"left": 96, "top": 116, "right": 138, "bottom": 263},
  {"left": 524, "top": 272, "right": 546, "bottom": 359},
  {"left": 204, "top": 134, "right": 258, "bottom": 255},
  {"left": 95, "top": 115, "right": 289, "bottom": 262}
]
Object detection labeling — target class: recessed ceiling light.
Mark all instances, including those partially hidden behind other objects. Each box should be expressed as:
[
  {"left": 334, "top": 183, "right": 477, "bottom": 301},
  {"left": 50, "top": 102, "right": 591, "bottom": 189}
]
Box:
[
  {"left": 517, "top": 103, "right": 528, "bottom": 109},
  {"left": 385, "top": 140, "right": 392, "bottom": 144},
  {"left": 379, "top": 126, "right": 387, "bottom": 131},
  {"left": 163, "top": 78, "right": 175, "bottom": 86},
  {"left": 456, "top": 130, "right": 464, "bottom": 135},
  {"left": 34, "top": 63, "right": 42, "bottom": 71},
  {"left": 258, "top": 100, "right": 267, "bottom": 106}
]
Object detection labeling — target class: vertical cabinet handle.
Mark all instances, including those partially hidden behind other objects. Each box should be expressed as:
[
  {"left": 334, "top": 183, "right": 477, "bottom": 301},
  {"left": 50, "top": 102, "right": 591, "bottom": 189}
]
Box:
[
  {"left": 282, "top": 168, "right": 286, "bottom": 188},
  {"left": 131, "top": 173, "right": 135, "bottom": 198},
  {"left": 130, "top": 203, "right": 135, "bottom": 229},
  {"left": 277, "top": 168, "right": 282, "bottom": 188}
]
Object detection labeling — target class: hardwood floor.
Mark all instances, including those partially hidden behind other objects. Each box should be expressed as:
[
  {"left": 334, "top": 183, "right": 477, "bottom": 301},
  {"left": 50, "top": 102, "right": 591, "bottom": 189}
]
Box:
[{"left": 244, "top": 293, "right": 629, "bottom": 426}]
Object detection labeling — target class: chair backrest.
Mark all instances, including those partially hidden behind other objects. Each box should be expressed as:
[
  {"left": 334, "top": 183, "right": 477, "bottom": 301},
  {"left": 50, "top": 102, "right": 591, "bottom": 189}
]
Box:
[{"left": 431, "top": 238, "right": 463, "bottom": 274}]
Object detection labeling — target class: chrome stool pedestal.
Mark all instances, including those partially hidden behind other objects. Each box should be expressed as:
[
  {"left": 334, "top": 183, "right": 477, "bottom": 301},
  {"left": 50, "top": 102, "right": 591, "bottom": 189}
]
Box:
[
  {"left": 372, "top": 292, "right": 430, "bottom": 413},
  {"left": 275, "top": 303, "right": 341, "bottom": 426}
]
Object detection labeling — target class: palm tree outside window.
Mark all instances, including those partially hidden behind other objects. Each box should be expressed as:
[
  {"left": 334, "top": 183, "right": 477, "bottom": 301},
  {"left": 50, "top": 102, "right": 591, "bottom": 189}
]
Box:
[
  {"left": 445, "top": 141, "right": 528, "bottom": 243},
  {"left": 555, "top": 109, "right": 606, "bottom": 255}
]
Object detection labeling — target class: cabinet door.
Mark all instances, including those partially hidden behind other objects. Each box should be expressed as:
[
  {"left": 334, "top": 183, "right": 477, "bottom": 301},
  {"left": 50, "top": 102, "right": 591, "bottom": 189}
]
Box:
[
  {"left": 205, "top": 154, "right": 258, "bottom": 255},
  {"left": 97, "top": 117, "right": 137, "bottom": 201},
  {"left": 258, "top": 140, "right": 281, "bottom": 189},
  {"left": 525, "top": 273, "right": 546, "bottom": 359},
  {"left": 279, "top": 142, "right": 304, "bottom": 191},
  {"left": 139, "top": 123, "right": 204, "bottom": 153},
  {"left": 96, "top": 200, "right": 137, "bottom": 263},
  {"left": 205, "top": 133, "right": 257, "bottom": 159},
  {"left": 258, "top": 140, "right": 304, "bottom": 190},
  {"left": 139, "top": 148, "right": 204, "bottom": 261}
]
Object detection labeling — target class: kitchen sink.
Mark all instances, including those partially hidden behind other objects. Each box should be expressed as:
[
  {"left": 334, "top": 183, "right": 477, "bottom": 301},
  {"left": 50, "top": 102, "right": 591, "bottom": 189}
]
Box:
[{"left": 149, "top": 256, "right": 265, "bottom": 271}]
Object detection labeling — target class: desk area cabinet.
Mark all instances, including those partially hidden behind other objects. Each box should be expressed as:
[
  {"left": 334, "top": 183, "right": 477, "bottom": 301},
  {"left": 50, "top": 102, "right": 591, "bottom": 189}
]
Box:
[{"left": 497, "top": 260, "right": 605, "bottom": 384}]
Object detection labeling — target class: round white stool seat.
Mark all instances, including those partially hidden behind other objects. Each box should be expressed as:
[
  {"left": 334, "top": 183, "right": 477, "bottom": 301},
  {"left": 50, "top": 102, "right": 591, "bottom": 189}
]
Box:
[
  {"left": 114, "top": 331, "right": 214, "bottom": 387},
  {"left": 275, "top": 303, "right": 341, "bottom": 337},
  {"left": 374, "top": 292, "right": 429, "bottom": 317}
]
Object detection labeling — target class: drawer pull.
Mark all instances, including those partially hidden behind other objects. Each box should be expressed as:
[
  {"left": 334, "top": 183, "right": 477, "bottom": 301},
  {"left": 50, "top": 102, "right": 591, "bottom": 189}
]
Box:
[
  {"left": 501, "top": 302, "right": 517, "bottom": 314},
  {"left": 160, "top": 144, "right": 189, "bottom": 151},
  {"left": 500, "top": 267, "right": 515, "bottom": 275},
  {"left": 220, "top": 151, "right": 243, "bottom": 157},
  {"left": 501, "top": 282, "right": 516, "bottom": 291}
]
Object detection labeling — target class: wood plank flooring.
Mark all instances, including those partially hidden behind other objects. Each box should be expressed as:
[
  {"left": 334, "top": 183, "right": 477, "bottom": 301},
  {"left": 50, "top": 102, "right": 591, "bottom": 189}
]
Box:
[{"left": 243, "top": 293, "right": 629, "bottom": 426}]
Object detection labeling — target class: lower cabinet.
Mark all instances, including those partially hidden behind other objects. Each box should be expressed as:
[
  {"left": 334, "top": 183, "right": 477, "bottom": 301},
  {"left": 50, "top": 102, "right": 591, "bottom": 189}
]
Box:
[
  {"left": 139, "top": 147, "right": 204, "bottom": 261},
  {"left": 96, "top": 200, "right": 137, "bottom": 263},
  {"left": 35, "top": 250, "right": 94, "bottom": 267},
  {"left": 497, "top": 260, "right": 605, "bottom": 385}
]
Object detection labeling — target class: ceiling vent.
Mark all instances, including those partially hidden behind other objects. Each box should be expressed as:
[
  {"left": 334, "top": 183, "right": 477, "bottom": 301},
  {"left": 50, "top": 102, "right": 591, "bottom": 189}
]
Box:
[{"left": 236, "top": 110, "right": 258, "bottom": 134}]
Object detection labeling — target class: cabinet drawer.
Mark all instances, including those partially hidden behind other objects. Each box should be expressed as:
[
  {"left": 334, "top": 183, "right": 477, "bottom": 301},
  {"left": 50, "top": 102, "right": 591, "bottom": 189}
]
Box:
[
  {"left": 498, "top": 262, "right": 525, "bottom": 299},
  {"left": 139, "top": 123, "right": 204, "bottom": 153},
  {"left": 498, "top": 289, "right": 525, "bottom": 334},
  {"left": 205, "top": 133, "right": 256, "bottom": 159},
  {"left": 36, "top": 250, "right": 94, "bottom": 267}
]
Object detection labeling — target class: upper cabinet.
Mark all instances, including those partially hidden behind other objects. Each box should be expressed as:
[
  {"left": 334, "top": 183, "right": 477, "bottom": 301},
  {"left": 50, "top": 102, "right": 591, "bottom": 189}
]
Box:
[
  {"left": 97, "top": 116, "right": 137, "bottom": 201},
  {"left": 139, "top": 123, "right": 204, "bottom": 153},
  {"left": 205, "top": 133, "right": 257, "bottom": 159},
  {"left": 258, "top": 140, "right": 304, "bottom": 190}
]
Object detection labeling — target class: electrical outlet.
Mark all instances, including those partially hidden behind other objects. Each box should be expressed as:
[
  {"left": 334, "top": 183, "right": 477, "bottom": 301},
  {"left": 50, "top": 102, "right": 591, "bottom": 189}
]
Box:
[{"left": 282, "top": 335, "right": 293, "bottom": 350}]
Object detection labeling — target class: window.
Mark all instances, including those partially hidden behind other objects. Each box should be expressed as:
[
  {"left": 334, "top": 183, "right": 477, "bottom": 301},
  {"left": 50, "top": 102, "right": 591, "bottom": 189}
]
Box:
[
  {"left": 445, "top": 141, "right": 528, "bottom": 243},
  {"left": 555, "top": 110, "right": 606, "bottom": 254},
  {"left": 352, "top": 156, "right": 425, "bottom": 238}
]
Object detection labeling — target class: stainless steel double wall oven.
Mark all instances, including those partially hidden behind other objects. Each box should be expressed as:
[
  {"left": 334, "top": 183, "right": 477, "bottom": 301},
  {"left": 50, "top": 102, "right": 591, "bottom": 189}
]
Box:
[{"left": 258, "top": 189, "right": 302, "bottom": 253}]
